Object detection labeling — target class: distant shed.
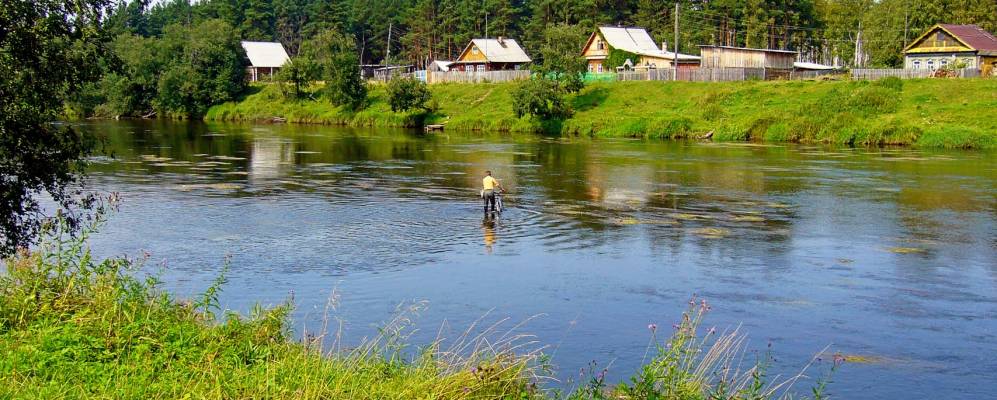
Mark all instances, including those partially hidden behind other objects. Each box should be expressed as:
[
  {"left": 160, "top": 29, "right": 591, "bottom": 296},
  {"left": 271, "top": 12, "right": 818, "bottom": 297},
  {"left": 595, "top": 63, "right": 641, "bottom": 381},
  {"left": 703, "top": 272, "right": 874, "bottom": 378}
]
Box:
[
  {"left": 241, "top": 41, "right": 290, "bottom": 82},
  {"left": 699, "top": 45, "right": 797, "bottom": 70}
]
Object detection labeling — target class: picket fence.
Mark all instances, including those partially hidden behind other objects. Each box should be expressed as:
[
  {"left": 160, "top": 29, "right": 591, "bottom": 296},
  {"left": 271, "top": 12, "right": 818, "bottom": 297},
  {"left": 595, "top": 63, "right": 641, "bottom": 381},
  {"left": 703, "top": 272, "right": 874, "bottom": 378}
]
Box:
[
  {"left": 423, "top": 70, "right": 531, "bottom": 84},
  {"left": 851, "top": 68, "right": 981, "bottom": 80},
  {"left": 615, "top": 68, "right": 837, "bottom": 82}
]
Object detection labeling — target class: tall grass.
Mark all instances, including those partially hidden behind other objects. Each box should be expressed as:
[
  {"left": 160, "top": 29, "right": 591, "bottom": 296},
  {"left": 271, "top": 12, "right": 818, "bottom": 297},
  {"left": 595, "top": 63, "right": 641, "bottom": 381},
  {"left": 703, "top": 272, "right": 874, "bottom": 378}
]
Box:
[{"left": 0, "top": 204, "right": 840, "bottom": 399}]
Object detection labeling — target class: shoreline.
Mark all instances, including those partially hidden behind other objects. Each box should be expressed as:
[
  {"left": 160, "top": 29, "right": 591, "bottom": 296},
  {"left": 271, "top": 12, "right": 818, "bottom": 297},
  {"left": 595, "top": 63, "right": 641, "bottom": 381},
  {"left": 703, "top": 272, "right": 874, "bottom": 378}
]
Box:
[{"left": 202, "top": 78, "right": 997, "bottom": 149}]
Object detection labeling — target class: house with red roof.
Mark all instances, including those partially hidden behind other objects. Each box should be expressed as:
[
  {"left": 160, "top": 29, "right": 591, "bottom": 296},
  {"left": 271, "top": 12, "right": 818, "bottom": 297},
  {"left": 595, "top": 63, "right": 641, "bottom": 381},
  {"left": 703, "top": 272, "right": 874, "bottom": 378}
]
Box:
[{"left": 903, "top": 24, "right": 997, "bottom": 76}]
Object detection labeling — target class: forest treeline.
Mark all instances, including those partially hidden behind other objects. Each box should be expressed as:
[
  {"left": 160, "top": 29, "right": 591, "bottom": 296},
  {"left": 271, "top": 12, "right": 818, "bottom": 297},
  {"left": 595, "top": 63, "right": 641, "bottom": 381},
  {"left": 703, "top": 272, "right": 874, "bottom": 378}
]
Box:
[
  {"left": 67, "top": 0, "right": 997, "bottom": 119},
  {"left": 112, "top": 0, "right": 996, "bottom": 68}
]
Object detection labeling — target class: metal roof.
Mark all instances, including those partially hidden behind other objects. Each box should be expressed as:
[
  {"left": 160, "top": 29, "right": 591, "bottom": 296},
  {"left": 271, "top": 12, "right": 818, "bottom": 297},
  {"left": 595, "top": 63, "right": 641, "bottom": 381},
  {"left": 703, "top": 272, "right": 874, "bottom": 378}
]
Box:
[
  {"left": 240, "top": 41, "right": 290, "bottom": 68},
  {"left": 939, "top": 24, "right": 997, "bottom": 53},
  {"left": 698, "top": 45, "right": 798, "bottom": 55},
  {"left": 793, "top": 61, "right": 838, "bottom": 70},
  {"left": 456, "top": 38, "right": 531, "bottom": 63},
  {"left": 596, "top": 26, "right": 701, "bottom": 61}
]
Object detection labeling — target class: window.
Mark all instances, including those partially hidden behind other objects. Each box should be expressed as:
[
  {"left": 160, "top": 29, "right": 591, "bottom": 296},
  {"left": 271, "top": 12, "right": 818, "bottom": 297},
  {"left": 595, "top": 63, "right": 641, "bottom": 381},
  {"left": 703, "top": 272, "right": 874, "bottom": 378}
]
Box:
[
  {"left": 941, "top": 59, "right": 948, "bottom": 67},
  {"left": 913, "top": 60, "right": 921, "bottom": 69},
  {"left": 588, "top": 64, "right": 594, "bottom": 72},
  {"left": 597, "top": 40, "right": 605, "bottom": 50},
  {"left": 927, "top": 60, "right": 935, "bottom": 70},
  {"left": 471, "top": 47, "right": 478, "bottom": 55},
  {"left": 476, "top": 64, "right": 485, "bottom": 72},
  {"left": 597, "top": 64, "right": 603, "bottom": 73}
]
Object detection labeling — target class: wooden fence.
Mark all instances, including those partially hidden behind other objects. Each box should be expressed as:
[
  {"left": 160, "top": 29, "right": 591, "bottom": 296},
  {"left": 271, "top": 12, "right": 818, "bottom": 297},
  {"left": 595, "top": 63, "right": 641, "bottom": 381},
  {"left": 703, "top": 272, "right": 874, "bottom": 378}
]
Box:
[
  {"left": 851, "top": 68, "right": 981, "bottom": 80},
  {"left": 614, "top": 68, "right": 837, "bottom": 82},
  {"left": 424, "top": 70, "right": 531, "bottom": 84}
]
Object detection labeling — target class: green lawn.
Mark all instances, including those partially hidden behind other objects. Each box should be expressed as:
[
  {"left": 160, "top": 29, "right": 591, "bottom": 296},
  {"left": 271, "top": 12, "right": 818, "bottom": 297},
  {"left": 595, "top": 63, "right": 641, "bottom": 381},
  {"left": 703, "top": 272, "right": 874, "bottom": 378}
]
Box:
[{"left": 206, "top": 78, "right": 997, "bottom": 149}]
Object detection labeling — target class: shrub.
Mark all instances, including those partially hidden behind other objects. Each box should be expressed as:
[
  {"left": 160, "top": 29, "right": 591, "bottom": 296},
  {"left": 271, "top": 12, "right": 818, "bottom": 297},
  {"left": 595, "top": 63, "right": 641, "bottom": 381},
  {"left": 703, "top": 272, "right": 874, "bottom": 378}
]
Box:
[
  {"left": 386, "top": 76, "right": 431, "bottom": 112},
  {"left": 301, "top": 30, "right": 368, "bottom": 110},
  {"left": 275, "top": 57, "right": 318, "bottom": 99},
  {"left": 873, "top": 76, "right": 904, "bottom": 91},
  {"left": 512, "top": 77, "right": 569, "bottom": 120}
]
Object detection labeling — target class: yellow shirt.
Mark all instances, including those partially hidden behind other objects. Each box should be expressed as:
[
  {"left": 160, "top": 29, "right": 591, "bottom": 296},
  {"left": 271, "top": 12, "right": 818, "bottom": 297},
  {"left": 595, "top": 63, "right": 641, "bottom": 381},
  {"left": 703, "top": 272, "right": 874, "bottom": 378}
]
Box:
[{"left": 482, "top": 176, "right": 498, "bottom": 190}]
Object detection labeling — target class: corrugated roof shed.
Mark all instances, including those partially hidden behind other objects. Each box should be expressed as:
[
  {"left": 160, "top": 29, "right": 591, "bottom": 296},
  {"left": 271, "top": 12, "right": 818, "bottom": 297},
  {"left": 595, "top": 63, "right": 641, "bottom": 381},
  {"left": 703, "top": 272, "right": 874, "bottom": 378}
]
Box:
[
  {"left": 597, "top": 26, "right": 700, "bottom": 61},
  {"left": 459, "top": 38, "right": 531, "bottom": 63},
  {"left": 241, "top": 41, "right": 290, "bottom": 68},
  {"left": 939, "top": 24, "right": 997, "bottom": 54}
]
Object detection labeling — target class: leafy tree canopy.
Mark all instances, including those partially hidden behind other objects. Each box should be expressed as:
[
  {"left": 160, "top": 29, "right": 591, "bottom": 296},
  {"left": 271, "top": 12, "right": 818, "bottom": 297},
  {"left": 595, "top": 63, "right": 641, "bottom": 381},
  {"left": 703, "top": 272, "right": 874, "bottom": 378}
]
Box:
[{"left": 0, "top": 0, "right": 111, "bottom": 255}]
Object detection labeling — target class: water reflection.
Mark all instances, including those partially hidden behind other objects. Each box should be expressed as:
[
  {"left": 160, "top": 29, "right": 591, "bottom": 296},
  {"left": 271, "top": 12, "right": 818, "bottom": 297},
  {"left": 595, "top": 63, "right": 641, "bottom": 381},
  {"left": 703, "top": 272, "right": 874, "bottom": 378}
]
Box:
[
  {"left": 80, "top": 120, "right": 997, "bottom": 400},
  {"left": 482, "top": 216, "right": 497, "bottom": 254}
]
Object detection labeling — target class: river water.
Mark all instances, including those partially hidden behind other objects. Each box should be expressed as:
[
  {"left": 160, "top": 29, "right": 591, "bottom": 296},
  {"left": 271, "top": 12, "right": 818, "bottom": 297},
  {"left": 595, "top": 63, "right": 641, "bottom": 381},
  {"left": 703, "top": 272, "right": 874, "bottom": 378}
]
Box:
[{"left": 82, "top": 120, "right": 995, "bottom": 399}]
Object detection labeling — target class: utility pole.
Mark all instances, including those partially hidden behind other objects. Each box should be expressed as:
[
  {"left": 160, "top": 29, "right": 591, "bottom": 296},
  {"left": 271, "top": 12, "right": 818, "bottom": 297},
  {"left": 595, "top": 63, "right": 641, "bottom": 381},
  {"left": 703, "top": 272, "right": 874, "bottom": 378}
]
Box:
[{"left": 673, "top": 3, "right": 679, "bottom": 81}]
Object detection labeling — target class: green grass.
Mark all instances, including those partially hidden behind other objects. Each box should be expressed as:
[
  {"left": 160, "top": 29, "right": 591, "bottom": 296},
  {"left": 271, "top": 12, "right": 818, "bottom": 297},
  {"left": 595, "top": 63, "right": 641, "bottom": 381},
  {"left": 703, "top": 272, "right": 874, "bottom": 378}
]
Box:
[
  {"left": 207, "top": 78, "right": 997, "bottom": 149},
  {"left": 0, "top": 205, "right": 839, "bottom": 399}
]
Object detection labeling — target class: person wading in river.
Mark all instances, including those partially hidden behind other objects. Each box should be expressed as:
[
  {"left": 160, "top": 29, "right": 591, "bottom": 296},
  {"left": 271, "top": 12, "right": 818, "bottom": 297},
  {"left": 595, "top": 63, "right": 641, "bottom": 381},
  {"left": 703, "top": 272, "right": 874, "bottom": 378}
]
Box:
[{"left": 482, "top": 170, "right": 502, "bottom": 213}]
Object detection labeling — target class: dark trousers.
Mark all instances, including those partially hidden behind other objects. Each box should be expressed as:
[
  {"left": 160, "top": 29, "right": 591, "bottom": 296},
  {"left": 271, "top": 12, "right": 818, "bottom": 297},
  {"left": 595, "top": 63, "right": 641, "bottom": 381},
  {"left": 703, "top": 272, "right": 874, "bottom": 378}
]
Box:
[{"left": 483, "top": 190, "right": 496, "bottom": 212}]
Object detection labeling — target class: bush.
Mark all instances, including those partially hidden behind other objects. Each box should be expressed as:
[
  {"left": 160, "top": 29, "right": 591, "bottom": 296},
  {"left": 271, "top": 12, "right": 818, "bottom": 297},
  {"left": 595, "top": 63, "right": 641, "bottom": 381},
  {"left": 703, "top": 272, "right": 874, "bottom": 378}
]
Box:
[
  {"left": 275, "top": 57, "right": 318, "bottom": 99},
  {"left": 386, "top": 76, "right": 431, "bottom": 112},
  {"left": 512, "top": 77, "right": 569, "bottom": 120},
  {"left": 300, "top": 30, "right": 368, "bottom": 111}
]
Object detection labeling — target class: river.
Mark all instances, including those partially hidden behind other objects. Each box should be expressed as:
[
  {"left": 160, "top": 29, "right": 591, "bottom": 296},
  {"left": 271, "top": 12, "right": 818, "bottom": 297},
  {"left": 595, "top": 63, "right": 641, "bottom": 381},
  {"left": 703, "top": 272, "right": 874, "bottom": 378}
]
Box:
[{"left": 81, "top": 120, "right": 996, "bottom": 399}]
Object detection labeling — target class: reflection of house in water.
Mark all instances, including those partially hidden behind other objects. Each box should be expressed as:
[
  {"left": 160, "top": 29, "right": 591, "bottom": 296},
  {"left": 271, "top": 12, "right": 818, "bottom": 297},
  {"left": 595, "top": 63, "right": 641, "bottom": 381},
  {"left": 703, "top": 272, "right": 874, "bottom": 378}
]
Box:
[{"left": 250, "top": 137, "right": 296, "bottom": 182}]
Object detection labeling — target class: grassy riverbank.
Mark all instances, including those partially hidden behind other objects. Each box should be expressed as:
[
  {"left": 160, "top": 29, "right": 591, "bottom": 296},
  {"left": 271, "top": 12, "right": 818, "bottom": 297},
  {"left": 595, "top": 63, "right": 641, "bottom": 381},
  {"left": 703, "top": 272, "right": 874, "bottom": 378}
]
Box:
[
  {"left": 0, "top": 214, "right": 834, "bottom": 399},
  {"left": 207, "top": 78, "right": 997, "bottom": 149}
]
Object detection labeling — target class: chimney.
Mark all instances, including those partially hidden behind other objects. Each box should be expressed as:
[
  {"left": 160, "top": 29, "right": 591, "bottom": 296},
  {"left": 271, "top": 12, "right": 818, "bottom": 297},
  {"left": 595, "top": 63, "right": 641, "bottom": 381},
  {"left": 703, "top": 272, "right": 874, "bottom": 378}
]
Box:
[
  {"left": 497, "top": 36, "right": 506, "bottom": 46},
  {"left": 662, "top": 41, "right": 669, "bottom": 53}
]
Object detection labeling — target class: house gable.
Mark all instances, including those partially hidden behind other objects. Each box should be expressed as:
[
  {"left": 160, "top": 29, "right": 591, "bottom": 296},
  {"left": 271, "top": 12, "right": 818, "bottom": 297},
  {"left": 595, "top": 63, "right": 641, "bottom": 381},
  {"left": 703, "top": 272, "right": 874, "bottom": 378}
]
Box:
[
  {"left": 457, "top": 43, "right": 489, "bottom": 62},
  {"left": 905, "top": 25, "right": 975, "bottom": 54},
  {"left": 581, "top": 31, "right": 610, "bottom": 58}
]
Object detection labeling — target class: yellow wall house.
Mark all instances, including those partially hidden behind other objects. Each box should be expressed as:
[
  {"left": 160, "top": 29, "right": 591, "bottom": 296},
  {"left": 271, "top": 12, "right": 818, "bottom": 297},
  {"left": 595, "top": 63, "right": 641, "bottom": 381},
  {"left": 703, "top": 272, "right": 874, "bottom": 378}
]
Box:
[
  {"left": 581, "top": 26, "right": 700, "bottom": 72},
  {"left": 452, "top": 37, "right": 531, "bottom": 72},
  {"left": 903, "top": 24, "right": 997, "bottom": 76}
]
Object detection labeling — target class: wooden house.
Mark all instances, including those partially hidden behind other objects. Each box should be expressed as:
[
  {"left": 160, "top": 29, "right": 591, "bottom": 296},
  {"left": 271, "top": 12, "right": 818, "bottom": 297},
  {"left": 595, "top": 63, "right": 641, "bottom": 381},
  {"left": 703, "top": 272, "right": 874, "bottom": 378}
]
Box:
[
  {"left": 241, "top": 41, "right": 290, "bottom": 82},
  {"left": 581, "top": 26, "right": 700, "bottom": 72},
  {"left": 903, "top": 24, "right": 997, "bottom": 75},
  {"left": 452, "top": 38, "right": 531, "bottom": 72},
  {"left": 698, "top": 45, "right": 797, "bottom": 70}
]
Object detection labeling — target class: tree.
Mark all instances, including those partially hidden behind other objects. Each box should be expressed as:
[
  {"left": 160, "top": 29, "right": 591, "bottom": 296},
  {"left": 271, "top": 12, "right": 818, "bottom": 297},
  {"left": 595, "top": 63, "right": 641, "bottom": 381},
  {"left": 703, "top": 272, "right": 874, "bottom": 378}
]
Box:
[
  {"left": 155, "top": 19, "right": 247, "bottom": 118},
  {"left": 301, "top": 29, "right": 368, "bottom": 110},
  {"left": 0, "top": 0, "right": 110, "bottom": 255},
  {"left": 536, "top": 24, "right": 589, "bottom": 93},
  {"left": 386, "top": 76, "right": 431, "bottom": 112},
  {"left": 275, "top": 57, "right": 318, "bottom": 98},
  {"left": 512, "top": 77, "right": 569, "bottom": 120}
]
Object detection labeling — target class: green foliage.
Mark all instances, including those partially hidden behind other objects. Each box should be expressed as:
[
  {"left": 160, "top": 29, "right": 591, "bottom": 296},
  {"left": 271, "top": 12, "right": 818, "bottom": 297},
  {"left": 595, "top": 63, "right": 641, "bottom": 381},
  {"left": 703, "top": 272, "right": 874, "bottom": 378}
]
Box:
[
  {"left": 386, "top": 76, "right": 431, "bottom": 112},
  {"left": 512, "top": 77, "right": 570, "bottom": 121},
  {"left": 0, "top": 0, "right": 109, "bottom": 255},
  {"left": 209, "top": 78, "right": 997, "bottom": 149},
  {"left": 154, "top": 19, "right": 248, "bottom": 118},
  {"left": 275, "top": 57, "right": 318, "bottom": 99},
  {"left": 536, "top": 24, "right": 589, "bottom": 93},
  {"left": 605, "top": 48, "right": 639, "bottom": 70},
  {"left": 301, "top": 29, "right": 368, "bottom": 110}
]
